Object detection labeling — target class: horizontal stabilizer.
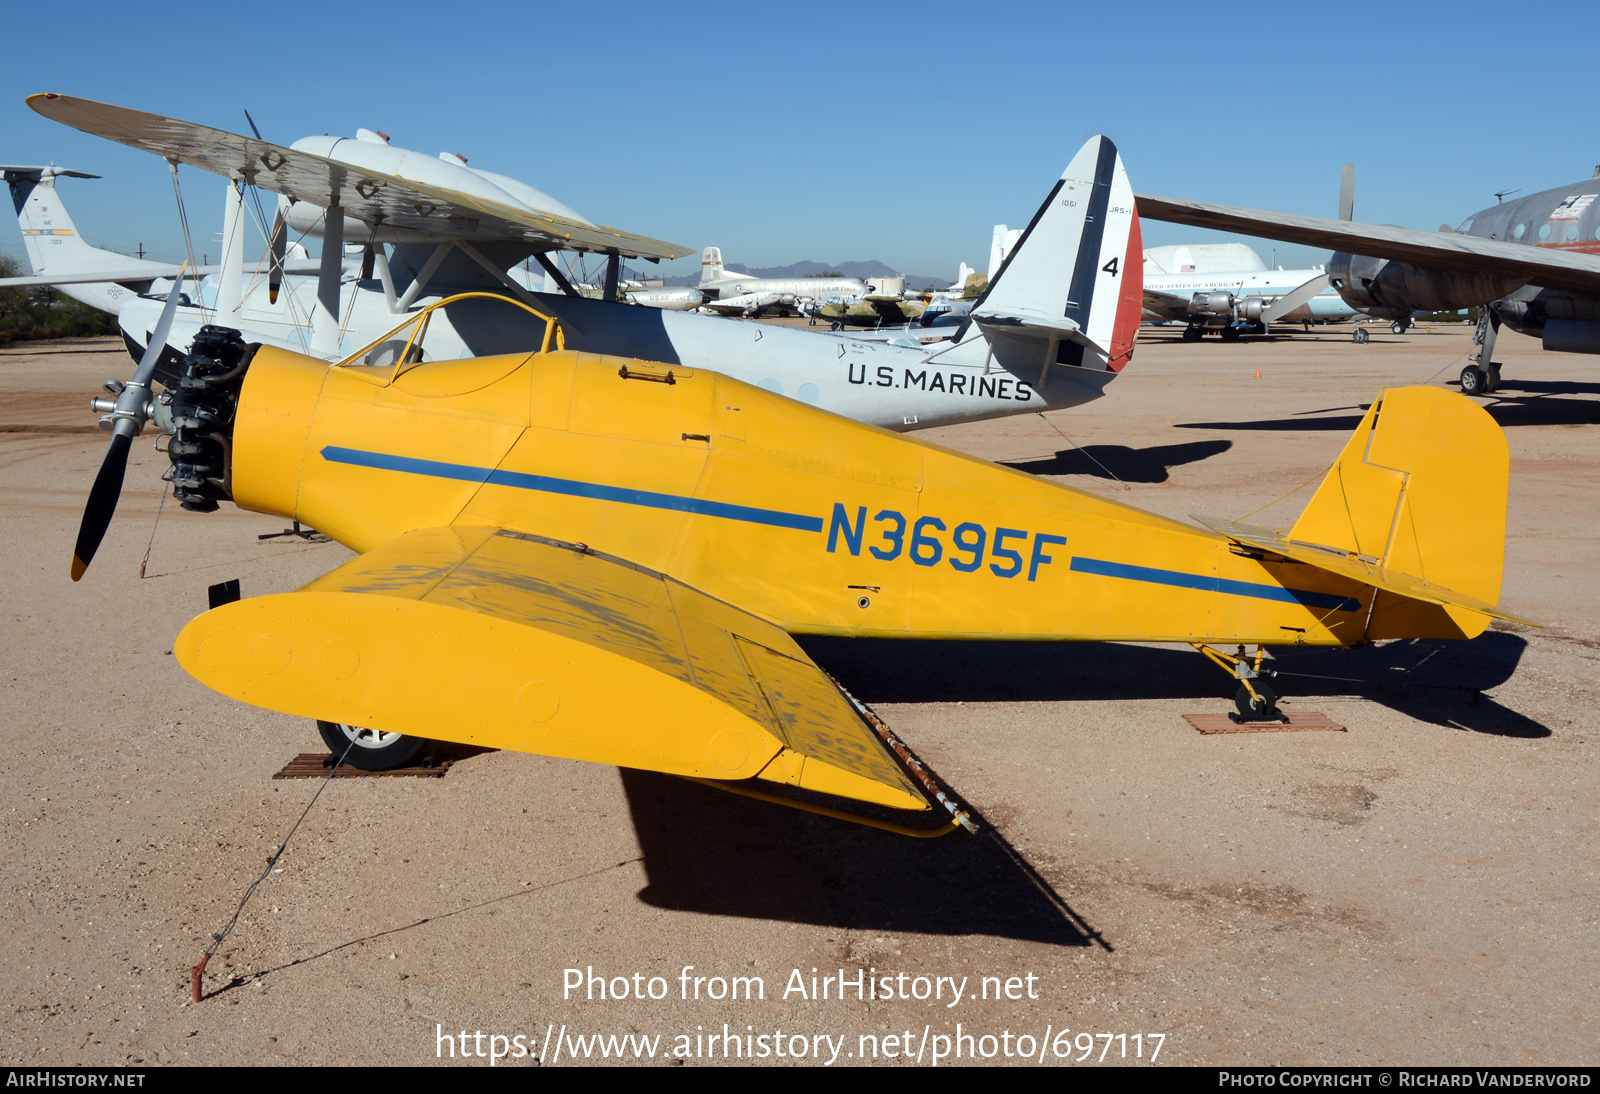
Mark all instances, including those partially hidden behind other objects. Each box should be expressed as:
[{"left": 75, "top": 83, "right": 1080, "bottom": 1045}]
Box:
[
  {"left": 0, "top": 165, "right": 100, "bottom": 179},
  {"left": 176, "top": 526, "right": 930, "bottom": 812},
  {"left": 1193, "top": 516, "right": 1537, "bottom": 626}
]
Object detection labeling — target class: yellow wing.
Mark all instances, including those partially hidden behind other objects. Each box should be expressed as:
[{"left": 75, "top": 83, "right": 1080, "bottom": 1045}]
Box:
[
  {"left": 28, "top": 94, "right": 694, "bottom": 261},
  {"left": 175, "top": 526, "right": 928, "bottom": 812}
]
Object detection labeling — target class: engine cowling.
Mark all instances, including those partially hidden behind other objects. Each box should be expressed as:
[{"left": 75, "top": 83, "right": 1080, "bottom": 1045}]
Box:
[
  {"left": 1186, "top": 291, "right": 1235, "bottom": 316},
  {"left": 1327, "top": 252, "right": 1529, "bottom": 319}
]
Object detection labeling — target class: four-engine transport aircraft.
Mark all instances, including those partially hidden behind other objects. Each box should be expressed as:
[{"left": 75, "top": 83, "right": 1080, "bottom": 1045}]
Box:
[
  {"left": 694, "top": 246, "right": 869, "bottom": 315},
  {"left": 16, "top": 94, "right": 1144, "bottom": 432},
  {"left": 1141, "top": 262, "right": 1357, "bottom": 340},
  {"left": 1136, "top": 164, "right": 1600, "bottom": 394},
  {"left": 70, "top": 279, "right": 1531, "bottom": 832}
]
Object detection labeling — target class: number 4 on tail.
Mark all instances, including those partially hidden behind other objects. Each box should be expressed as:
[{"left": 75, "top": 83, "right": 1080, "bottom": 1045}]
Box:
[{"left": 1102, "top": 257, "right": 1119, "bottom": 276}]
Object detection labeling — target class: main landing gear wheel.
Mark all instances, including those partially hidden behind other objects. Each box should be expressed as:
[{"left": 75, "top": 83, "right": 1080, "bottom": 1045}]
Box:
[
  {"left": 1234, "top": 681, "right": 1282, "bottom": 722},
  {"left": 1353, "top": 326, "right": 1370, "bottom": 344},
  {"left": 1181, "top": 325, "right": 1202, "bottom": 343},
  {"left": 1219, "top": 325, "right": 1241, "bottom": 343},
  {"left": 1460, "top": 364, "right": 1494, "bottom": 396},
  {"left": 316, "top": 719, "right": 427, "bottom": 771},
  {"left": 1390, "top": 320, "right": 1409, "bottom": 335}
]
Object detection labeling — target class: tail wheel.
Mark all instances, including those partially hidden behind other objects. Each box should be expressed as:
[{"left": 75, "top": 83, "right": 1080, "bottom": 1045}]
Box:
[
  {"left": 316, "top": 719, "right": 427, "bottom": 771},
  {"left": 1234, "top": 681, "right": 1280, "bottom": 722}
]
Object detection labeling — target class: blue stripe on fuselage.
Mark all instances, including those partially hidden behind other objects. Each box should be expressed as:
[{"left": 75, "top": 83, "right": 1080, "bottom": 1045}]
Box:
[
  {"left": 319, "top": 446, "right": 825, "bottom": 532},
  {"left": 1070, "top": 555, "right": 1361, "bottom": 612}
]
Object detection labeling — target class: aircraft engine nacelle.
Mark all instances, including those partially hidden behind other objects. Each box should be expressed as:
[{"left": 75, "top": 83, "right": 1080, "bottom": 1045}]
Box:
[
  {"left": 1327, "top": 252, "right": 1529, "bottom": 320},
  {"left": 1493, "top": 285, "right": 1600, "bottom": 352},
  {"left": 1186, "top": 291, "right": 1235, "bottom": 317},
  {"left": 1234, "top": 298, "right": 1270, "bottom": 322}
]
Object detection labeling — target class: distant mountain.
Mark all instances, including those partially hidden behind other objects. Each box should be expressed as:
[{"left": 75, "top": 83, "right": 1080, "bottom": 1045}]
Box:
[{"left": 661, "top": 261, "right": 952, "bottom": 290}]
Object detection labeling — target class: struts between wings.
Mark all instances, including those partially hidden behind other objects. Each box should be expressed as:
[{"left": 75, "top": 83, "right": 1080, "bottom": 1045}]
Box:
[{"left": 68, "top": 287, "right": 1532, "bottom": 833}]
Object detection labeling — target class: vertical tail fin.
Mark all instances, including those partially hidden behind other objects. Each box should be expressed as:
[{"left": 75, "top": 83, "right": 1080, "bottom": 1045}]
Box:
[
  {"left": 969, "top": 136, "right": 1143, "bottom": 373},
  {"left": 5, "top": 166, "right": 106, "bottom": 272},
  {"left": 700, "top": 245, "right": 725, "bottom": 285}
]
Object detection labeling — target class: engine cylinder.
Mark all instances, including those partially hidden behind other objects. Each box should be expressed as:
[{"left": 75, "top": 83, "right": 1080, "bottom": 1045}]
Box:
[{"left": 163, "top": 327, "right": 257, "bottom": 512}]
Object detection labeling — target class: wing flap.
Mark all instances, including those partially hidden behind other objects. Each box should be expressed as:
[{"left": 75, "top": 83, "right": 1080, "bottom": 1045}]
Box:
[{"left": 177, "top": 526, "right": 928, "bottom": 810}]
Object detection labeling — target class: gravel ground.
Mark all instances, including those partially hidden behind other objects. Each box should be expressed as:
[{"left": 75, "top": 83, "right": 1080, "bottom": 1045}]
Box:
[{"left": 0, "top": 326, "right": 1593, "bottom": 1067}]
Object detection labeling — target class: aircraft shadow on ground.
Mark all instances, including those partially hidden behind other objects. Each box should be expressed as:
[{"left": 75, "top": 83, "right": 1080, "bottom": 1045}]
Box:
[
  {"left": 797, "top": 629, "right": 1548, "bottom": 738},
  {"left": 622, "top": 770, "right": 1104, "bottom": 948},
  {"left": 1003, "top": 439, "right": 1232, "bottom": 482},
  {"left": 1177, "top": 381, "right": 1600, "bottom": 431}
]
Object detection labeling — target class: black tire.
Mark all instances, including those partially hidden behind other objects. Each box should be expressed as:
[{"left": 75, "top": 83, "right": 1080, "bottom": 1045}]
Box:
[
  {"left": 316, "top": 719, "right": 427, "bottom": 771},
  {"left": 1486, "top": 365, "right": 1501, "bottom": 393},
  {"left": 1353, "top": 327, "right": 1370, "bottom": 344},
  {"left": 1390, "top": 320, "right": 1408, "bottom": 335},
  {"left": 1234, "top": 681, "right": 1279, "bottom": 722},
  {"left": 1181, "top": 325, "right": 1202, "bottom": 343},
  {"left": 1220, "top": 326, "right": 1241, "bottom": 343},
  {"left": 1460, "top": 364, "right": 1490, "bottom": 396}
]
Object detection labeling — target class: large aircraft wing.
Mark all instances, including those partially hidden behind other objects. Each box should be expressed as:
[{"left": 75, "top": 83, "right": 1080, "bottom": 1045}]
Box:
[
  {"left": 1142, "top": 287, "right": 1190, "bottom": 319},
  {"left": 1135, "top": 193, "right": 1600, "bottom": 298},
  {"left": 0, "top": 257, "right": 321, "bottom": 289},
  {"left": 28, "top": 94, "right": 695, "bottom": 262},
  {"left": 176, "top": 526, "right": 932, "bottom": 813}
]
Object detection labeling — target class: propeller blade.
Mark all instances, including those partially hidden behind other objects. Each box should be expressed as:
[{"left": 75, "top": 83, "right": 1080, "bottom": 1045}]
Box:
[
  {"left": 1339, "top": 163, "right": 1354, "bottom": 222},
  {"left": 70, "top": 433, "right": 133, "bottom": 581},
  {"left": 268, "top": 206, "right": 287, "bottom": 303},
  {"left": 1260, "top": 273, "right": 1330, "bottom": 324},
  {"left": 131, "top": 265, "right": 186, "bottom": 387},
  {"left": 69, "top": 266, "right": 185, "bottom": 581}
]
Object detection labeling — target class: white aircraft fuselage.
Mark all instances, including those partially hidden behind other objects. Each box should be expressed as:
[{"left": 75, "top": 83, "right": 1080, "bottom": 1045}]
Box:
[
  {"left": 115, "top": 271, "right": 1106, "bottom": 432},
  {"left": 1144, "top": 268, "right": 1354, "bottom": 323}
]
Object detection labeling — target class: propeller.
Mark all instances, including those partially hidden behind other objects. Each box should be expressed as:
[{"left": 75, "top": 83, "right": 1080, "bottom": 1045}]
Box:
[
  {"left": 1338, "top": 163, "right": 1354, "bottom": 222},
  {"left": 70, "top": 266, "right": 187, "bottom": 581}
]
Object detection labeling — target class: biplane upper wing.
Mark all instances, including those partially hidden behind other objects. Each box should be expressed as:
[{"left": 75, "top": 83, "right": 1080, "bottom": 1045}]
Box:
[
  {"left": 175, "top": 525, "right": 929, "bottom": 812},
  {"left": 27, "top": 94, "right": 695, "bottom": 262}
]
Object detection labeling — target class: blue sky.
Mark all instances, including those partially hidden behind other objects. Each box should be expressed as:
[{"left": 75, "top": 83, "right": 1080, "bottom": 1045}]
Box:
[{"left": 2, "top": 0, "right": 1591, "bottom": 280}]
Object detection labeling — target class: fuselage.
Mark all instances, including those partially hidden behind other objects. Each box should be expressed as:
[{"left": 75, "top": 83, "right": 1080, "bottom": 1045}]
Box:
[
  {"left": 232, "top": 343, "right": 1473, "bottom": 647},
  {"left": 701, "top": 275, "right": 866, "bottom": 302},
  {"left": 117, "top": 276, "right": 1111, "bottom": 431}
]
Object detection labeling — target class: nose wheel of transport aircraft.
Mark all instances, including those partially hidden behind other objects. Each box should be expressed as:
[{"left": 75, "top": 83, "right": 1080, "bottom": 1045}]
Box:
[
  {"left": 1459, "top": 364, "right": 1499, "bottom": 396},
  {"left": 1353, "top": 326, "right": 1370, "bottom": 344},
  {"left": 316, "top": 720, "right": 427, "bottom": 771}
]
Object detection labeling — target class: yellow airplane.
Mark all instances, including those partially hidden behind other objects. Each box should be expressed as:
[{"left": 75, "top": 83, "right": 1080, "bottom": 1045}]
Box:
[{"left": 74, "top": 292, "right": 1530, "bottom": 836}]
